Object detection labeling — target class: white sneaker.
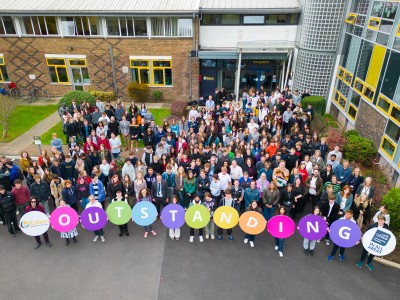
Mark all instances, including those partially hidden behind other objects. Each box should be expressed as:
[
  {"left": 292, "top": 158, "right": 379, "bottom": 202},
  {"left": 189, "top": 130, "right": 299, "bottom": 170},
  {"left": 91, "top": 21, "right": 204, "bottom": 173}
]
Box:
[
  {"left": 93, "top": 236, "right": 99, "bottom": 242},
  {"left": 211, "top": 235, "right": 215, "bottom": 240},
  {"left": 275, "top": 246, "right": 278, "bottom": 251},
  {"left": 100, "top": 236, "right": 105, "bottom": 242},
  {"left": 249, "top": 241, "right": 254, "bottom": 248},
  {"left": 279, "top": 251, "right": 283, "bottom": 257},
  {"left": 16, "top": 211, "right": 19, "bottom": 215},
  {"left": 0, "top": 221, "right": 3, "bottom": 224},
  {"left": 199, "top": 236, "right": 204, "bottom": 243},
  {"left": 170, "top": 236, "right": 174, "bottom": 240},
  {"left": 189, "top": 236, "right": 194, "bottom": 243},
  {"left": 244, "top": 238, "right": 249, "bottom": 244},
  {"left": 205, "top": 235, "right": 209, "bottom": 240}
]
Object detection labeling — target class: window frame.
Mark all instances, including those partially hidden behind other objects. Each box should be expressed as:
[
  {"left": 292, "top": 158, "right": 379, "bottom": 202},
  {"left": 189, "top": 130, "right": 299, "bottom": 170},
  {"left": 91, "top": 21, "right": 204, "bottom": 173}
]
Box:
[
  {"left": 347, "top": 103, "right": 358, "bottom": 120},
  {"left": 0, "top": 55, "right": 10, "bottom": 82},
  {"left": 380, "top": 135, "right": 397, "bottom": 159},
  {"left": 130, "top": 57, "right": 173, "bottom": 86},
  {"left": 397, "top": 22, "right": 400, "bottom": 37},
  {"left": 377, "top": 93, "right": 391, "bottom": 115},
  {"left": 152, "top": 60, "right": 173, "bottom": 86},
  {"left": 46, "top": 58, "right": 70, "bottom": 84},
  {"left": 130, "top": 59, "right": 150, "bottom": 84},
  {"left": 345, "top": 13, "right": 357, "bottom": 25},
  {"left": 368, "top": 17, "right": 381, "bottom": 31}
]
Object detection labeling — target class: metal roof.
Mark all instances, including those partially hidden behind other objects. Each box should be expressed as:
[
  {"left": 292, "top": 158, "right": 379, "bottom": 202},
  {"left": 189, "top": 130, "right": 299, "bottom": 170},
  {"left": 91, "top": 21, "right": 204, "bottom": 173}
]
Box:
[
  {"left": 200, "top": 0, "right": 301, "bottom": 12},
  {"left": 0, "top": 0, "right": 200, "bottom": 14}
]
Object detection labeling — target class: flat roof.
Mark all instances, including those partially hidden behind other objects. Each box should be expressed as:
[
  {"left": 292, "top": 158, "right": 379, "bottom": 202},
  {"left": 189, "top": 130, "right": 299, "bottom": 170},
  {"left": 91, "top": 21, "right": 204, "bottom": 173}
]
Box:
[
  {"left": 0, "top": 0, "right": 200, "bottom": 14},
  {"left": 200, "top": 0, "right": 301, "bottom": 13}
]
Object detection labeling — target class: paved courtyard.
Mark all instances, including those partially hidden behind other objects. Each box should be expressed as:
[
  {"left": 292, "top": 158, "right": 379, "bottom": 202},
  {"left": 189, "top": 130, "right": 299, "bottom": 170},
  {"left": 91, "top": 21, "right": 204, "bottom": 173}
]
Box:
[{"left": 0, "top": 217, "right": 398, "bottom": 300}]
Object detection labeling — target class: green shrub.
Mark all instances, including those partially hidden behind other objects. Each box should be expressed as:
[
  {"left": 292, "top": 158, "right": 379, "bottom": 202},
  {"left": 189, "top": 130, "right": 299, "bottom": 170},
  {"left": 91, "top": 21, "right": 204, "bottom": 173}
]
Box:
[
  {"left": 88, "top": 90, "right": 116, "bottom": 102},
  {"left": 58, "top": 90, "right": 96, "bottom": 107},
  {"left": 382, "top": 188, "right": 400, "bottom": 230},
  {"left": 301, "top": 96, "right": 326, "bottom": 116},
  {"left": 323, "top": 113, "right": 338, "bottom": 128},
  {"left": 345, "top": 129, "right": 359, "bottom": 137},
  {"left": 363, "top": 168, "right": 388, "bottom": 185},
  {"left": 128, "top": 82, "right": 149, "bottom": 101},
  {"left": 152, "top": 90, "right": 163, "bottom": 102},
  {"left": 343, "top": 135, "right": 376, "bottom": 166}
]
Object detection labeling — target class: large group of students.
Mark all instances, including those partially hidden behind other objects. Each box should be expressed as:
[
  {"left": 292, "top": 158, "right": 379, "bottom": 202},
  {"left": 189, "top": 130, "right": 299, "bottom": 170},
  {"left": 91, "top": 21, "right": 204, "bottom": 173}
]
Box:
[{"left": 0, "top": 86, "right": 391, "bottom": 270}]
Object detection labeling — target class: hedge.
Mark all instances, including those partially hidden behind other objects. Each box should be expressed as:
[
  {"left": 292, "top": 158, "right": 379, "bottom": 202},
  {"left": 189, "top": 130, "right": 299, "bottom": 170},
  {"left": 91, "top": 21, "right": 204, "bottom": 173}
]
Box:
[
  {"left": 343, "top": 134, "right": 376, "bottom": 166},
  {"left": 301, "top": 96, "right": 326, "bottom": 116},
  {"left": 88, "top": 90, "right": 116, "bottom": 102},
  {"left": 128, "top": 82, "right": 149, "bottom": 101},
  {"left": 382, "top": 188, "right": 400, "bottom": 231},
  {"left": 58, "top": 90, "right": 96, "bottom": 107}
]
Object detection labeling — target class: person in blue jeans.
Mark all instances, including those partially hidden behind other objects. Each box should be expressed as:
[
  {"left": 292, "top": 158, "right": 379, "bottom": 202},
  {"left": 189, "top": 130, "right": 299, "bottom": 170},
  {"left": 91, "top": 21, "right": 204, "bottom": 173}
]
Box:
[
  {"left": 262, "top": 182, "right": 280, "bottom": 221},
  {"left": 275, "top": 207, "right": 286, "bottom": 257},
  {"left": 244, "top": 201, "right": 263, "bottom": 248}
]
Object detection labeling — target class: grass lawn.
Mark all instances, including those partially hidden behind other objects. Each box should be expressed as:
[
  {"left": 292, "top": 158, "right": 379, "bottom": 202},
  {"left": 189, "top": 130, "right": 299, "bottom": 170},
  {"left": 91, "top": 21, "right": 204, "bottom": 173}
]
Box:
[
  {"left": 0, "top": 105, "right": 58, "bottom": 142},
  {"left": 41, "top": 108, "right": 170, "bottom": 145}
]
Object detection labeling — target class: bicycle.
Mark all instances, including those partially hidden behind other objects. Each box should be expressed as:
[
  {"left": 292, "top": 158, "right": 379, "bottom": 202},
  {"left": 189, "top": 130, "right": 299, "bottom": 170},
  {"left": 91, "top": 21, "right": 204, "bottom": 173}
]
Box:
[{"left": 27, "top": 85, "right": 39, "bottom": 103}]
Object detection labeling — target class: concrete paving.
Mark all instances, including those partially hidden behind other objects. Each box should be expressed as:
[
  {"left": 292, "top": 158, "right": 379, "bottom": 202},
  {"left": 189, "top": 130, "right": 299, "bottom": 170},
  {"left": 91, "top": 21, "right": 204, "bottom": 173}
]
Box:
[{"left": 0, "top": 215, "right": 398, "bottom": 300}]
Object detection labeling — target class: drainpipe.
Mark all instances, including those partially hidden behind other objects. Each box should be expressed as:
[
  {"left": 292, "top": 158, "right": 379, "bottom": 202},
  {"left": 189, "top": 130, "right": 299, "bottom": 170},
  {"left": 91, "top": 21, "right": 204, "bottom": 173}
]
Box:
[
  {"left": 235, "top": 48, "right": 242, "bottom": 103},
  {"left": 109, "top": 45, "right": 117, "bottom": 96}
]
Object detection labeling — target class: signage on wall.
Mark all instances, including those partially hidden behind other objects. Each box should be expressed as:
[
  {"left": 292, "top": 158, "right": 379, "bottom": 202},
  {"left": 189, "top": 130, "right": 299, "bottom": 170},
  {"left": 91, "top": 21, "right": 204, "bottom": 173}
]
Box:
[
  {"left": 203, "top": 76, "right": 215, "bottom": 81},
  {"left": 122, "top": 66, "right": 129, "bottom": 74},
  {"left": 252, "top": 60, "right": 270, "bottom": 64}
]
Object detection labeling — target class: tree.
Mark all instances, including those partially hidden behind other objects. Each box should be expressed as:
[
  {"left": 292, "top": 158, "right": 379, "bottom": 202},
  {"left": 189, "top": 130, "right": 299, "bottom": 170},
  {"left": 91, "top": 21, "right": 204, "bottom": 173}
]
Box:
[{"left": 0, "top": 95, "right": 17, "bottom": 138}]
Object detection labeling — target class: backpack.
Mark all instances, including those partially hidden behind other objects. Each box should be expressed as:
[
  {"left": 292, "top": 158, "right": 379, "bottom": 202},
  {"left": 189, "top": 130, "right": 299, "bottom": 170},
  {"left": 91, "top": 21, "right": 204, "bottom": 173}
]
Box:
[{"left": 17, "top": 169, "right": 24, "bottom": 180}]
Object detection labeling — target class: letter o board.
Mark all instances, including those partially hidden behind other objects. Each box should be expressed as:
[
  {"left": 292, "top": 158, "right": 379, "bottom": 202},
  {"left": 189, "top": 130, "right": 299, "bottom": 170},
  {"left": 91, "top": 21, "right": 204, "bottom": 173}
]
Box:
[
  {"left": 329, "top": 219, "right": 361, "bottom": 248},
  {"left": 19, "top": 211, "right": 50, "bottom": 237},
  {"left": 50, "top": 206, "right": 79, "bottom": 232},
  {"left": 238, "top": 211, "right": 266, "bottom": 235},
  {"left": 362, "top": 227, "right": 396, "bottom": 256}
]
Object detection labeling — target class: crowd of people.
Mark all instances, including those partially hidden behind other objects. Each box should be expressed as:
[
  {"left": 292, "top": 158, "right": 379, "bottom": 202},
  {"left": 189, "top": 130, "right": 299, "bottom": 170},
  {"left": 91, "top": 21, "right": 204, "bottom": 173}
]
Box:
[{"left": 0, "top": 86, "right": 392, "bottom": 270}]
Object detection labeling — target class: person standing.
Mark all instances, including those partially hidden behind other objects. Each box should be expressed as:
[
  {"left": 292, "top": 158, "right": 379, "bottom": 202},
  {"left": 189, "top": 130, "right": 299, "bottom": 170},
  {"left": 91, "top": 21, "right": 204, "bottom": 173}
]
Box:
[
  {"left": 76, "top": 177, "right": 90, "bottom": 209},
  {"left": 86, "top": 195, "right": 106, "bottom": 242},
  {"left": 119, "top": 115, "right": 131, "bottom": 151},
  {"left": 58, "top": 199, "right": 78, "bottom": 246},
  {"left": 356, "top": 215, "right": 389, "bottom": 271},
  {"left": 137, "top": 188, "right": 157, "bottom": 238},
  {"left": 303, "top": 206, "right": 322, "bottom": 256},
  {"left": 275, "top": 207, "right": 287, "bottom": 257},
  {"left": 25, "top": 197, "right": 52, "bottom": 248},
  {"left": 61, "top": 180, "right": 79, "bottom": 213},
  {"left": 168, "top": 196, "right": 182, "bottom": 240},
  {"left": 304, "top": 167, "right": 323, "bottom": 210},
  {"left": 243, "top": 181, "right": 259, "bottom": 208},
  {"left": 111, "top": 189, "right": 130, "bottom": 237},
  {"left": 320, "top": 194, "right": 340, "bottom": 246},
  {"left": 262, "top": 182, "right": 280, "bottom": 221},
  {"left": 244, "top": 201, "right": 263, "bottom": 248},
  {"left": 29, "top": 174, "right": 51, "bottom": 217},
  {"left": 203, "top": 192, "right": 217, "bottom": 240},
  {"left": 89, "top": 174, "right": 106, "bottom": 209},
  {"left": 217, "top": 189, "right": 235, "bottom": 241},
  {"left": 151, "top": 173, "right": 168, "bottom": 216},
  {"left": 11, "top": 179, "right": 30, "bottom": 217},
  {"left": 0, "top": 185, "right": 20, "bottom": 237},
  {"left": 188, "top": 194, "right": 204, "bottom": 243}
]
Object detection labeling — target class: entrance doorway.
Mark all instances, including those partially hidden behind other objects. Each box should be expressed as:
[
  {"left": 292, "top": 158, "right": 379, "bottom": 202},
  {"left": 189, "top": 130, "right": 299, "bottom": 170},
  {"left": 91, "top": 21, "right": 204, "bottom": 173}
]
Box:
[{"left": 240, "top": 70, "right": 272, "bottom": 91}]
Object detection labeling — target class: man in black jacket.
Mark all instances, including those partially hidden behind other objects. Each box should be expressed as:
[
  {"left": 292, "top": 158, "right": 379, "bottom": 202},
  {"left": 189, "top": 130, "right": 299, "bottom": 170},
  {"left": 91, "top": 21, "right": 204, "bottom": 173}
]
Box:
[
  {"left": 0, "top": 185, "right": 20, "bottom": 236},
  {"left": 151, "top": 174, "right": 168, "bottom": 216},
  {"left": 320, "top": 194, "right": 340, "bottom": 246},
  {"left": 29, "top": 175, "right": 51, "bottom": 216}
]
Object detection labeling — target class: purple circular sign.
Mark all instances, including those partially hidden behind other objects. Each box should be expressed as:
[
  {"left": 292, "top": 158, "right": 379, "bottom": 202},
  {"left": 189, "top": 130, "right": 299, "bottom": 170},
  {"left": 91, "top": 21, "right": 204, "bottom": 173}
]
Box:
[
  {"left": 80, "top": 207, "right": 108, "bottom": 231},
  {"left": 161, "top": 204, "right": 186, "bottom": 229},
  {"left": 329, "top": 219, "right": 361, "bottom": 248},
  {"left": 298, "top": 214, "right": 328, "bottom": 240}
]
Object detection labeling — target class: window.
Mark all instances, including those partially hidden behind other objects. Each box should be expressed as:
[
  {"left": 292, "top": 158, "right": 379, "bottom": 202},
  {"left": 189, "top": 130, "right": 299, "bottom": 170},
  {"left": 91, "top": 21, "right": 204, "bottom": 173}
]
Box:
[
  {"left": 377, "top": 94, "right": 391, "bottom": 114},
  {"left": 381, "top": 51, "right": 400, "bottom": 100},
  {"left": 385, "top": 120, "right": 400, "bottom": 142},
  {"left": 345, "top": 13, "right": 357, "bottom": 24},
  {"left": 348, "top": 104, "right": 358, "bottom": 120},
  {"left": 150, "top": 17, "right": 192, "bottom": 37},
  {"left": 130, "top": 57, "right": 172, "bottom": 86},
  {"left": 371, "top": 1, "right": 385, "bottom": 17},
  {"left": 20, "top": 16, "right": 58, "bottom": 35},
  {"left": 390, "top": 105, "right": 400, "bottom": 124},
  {"left": 134, "top": 18, "right": 148, "bottom": 36},
  {"left": 243, "top": 16, "right": 264, "bottom": 24},
  {"left": 397, "top": 23, "right": 400, "bottom": 37},
  {"left": 381, "top": 136, "right": 396, "bottom": 158},
  {"left": 106, "top": 17, "right": 148, "bottom": 37},
  {"left": 368, "top": 17, "right": 381, "bottom": 30},
  {"left": 201, "top": 15, "right": 221, "bottom": 25},
  {"left": 60, "top": 16, "right": 101, "bottom": 36},
  {"left": 383, "top": 2, "right": 398, "bottom": 19},
  {"left": 351, "top": 93, "right": 361, "bottom": 107},
  {"left": 0, "top": 55, "right": 10, "bottom": 82},
  {"left": 47, "top": 58, "right": 69, "bottom": 84},
  {"left": 0, "top": 16, "right": 16, "bottom": 35},
  {"left": 221, "top": 15, "right": 240, "bottom": 25}
]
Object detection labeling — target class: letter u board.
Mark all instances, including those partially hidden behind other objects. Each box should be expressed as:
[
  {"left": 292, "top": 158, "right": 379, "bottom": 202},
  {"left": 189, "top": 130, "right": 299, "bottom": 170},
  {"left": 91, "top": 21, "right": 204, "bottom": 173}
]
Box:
[
  {"left": 362, "top": 227, "right": 396, "bottom": 256},
  {"left": 80, "top": 207, "right": 108, "bottom": 231}
]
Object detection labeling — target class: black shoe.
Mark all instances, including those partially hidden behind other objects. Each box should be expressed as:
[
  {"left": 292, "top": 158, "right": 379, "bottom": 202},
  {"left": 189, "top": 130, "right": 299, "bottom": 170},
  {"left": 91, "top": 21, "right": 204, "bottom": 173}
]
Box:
[
  {"left": 125, "top": 231, "right": 129, "bottom": 236},
  {"left": 309, "top": 250, "right": 314, "bottom": 256},
  {"left": 72, "top": 237, "right": 77, "bottom": 243},
  {"left": 65, "top": 239, "right": 70, "bottom": 246},
  {"left": 119, "top": 232, "right": 123, "bottom": 237},
  {"left": 34, "top": 242, "right": 42, "bottom": 249},
  {"left": 304, "top": 249, "right": 309, "bottom": 256},
  {"left": 46, "top": 241, "right": 53, "bottom": 248}
]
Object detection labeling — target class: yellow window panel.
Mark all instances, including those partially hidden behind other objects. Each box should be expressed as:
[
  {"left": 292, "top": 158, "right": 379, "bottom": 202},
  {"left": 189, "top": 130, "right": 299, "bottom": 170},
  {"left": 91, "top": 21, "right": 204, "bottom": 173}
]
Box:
[
  {"left": 343, "top": 70, "right": 353, "bottom": 86},
  {"left": 338, "top": 95, "right": 347, "bottom": 109},
  {"left": 368, "top": 17, "right": 381, "bottom": 31},
  {"left": 347, "top": 104, "right": 358, "bottom": 120},
  {"left": 390, "top": 104, "right": 400, "bottom": 125},
  {"left": 377, "top": 94, "right": 391, "bottom": 115},
  {"left": 365, "top": 44, "right": 386, "bottom": 88},
  {"left": 363, "top": 85, "right": 375, "bottom": 102},
  {"left": 397, "top": 22, "right": 400, "bottom": 37},
  {"left": 69, "top": 59, "right": 87, "bottom": 66},
  {"left": 333, "top": 88, "right": 340, "bottom": 102},
  {"left": 0, "top": 56, "right": 4, "bottom": 65},
  {"left": 354, "top": 78, "right": 364, "bottom": 95},
  {"left": 345, "top": 13, "right": 357, "bottom": 25},
  {"left": 336, "top": 66, "right": 344, "bottom": 79},
  {"left": 46, "top": 58, "right": 66, "bottom": 66},
  {"left": 380, "top": 136, "right": 396, "bottom": 159},
  {"left": 130, "top": 60, "right": 149, "bottom": 67}
]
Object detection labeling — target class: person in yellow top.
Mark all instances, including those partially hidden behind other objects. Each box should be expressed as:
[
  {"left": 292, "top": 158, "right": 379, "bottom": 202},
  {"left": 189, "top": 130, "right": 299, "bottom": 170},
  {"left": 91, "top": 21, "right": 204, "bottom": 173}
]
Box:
[{"left": 19, "top": 151, "right": 32, "bottom": 178}]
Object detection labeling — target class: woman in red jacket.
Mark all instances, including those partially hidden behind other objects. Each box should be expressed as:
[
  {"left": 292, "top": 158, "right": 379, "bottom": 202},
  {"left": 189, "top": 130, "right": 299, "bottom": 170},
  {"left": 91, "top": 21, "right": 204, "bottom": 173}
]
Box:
[{"left": 25, "top": 197, "right": 52, "bottom": 249}]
